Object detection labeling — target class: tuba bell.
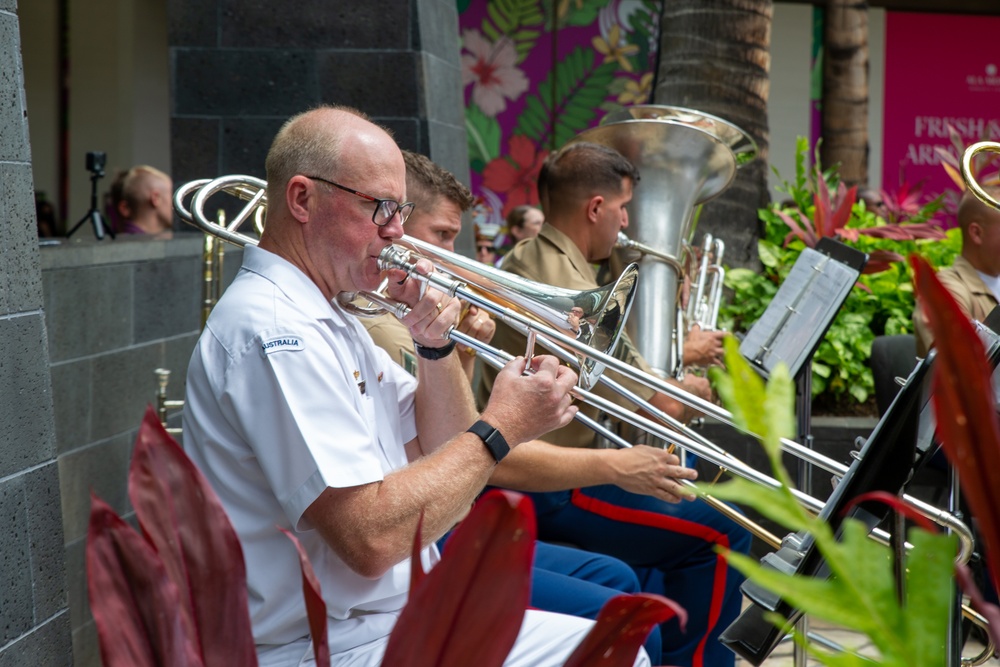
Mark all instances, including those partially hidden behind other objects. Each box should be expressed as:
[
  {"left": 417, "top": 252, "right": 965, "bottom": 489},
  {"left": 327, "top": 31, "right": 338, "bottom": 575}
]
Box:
[
  {"left": 961, "top": 141, "right": 1000, "bottom": 210},
  {"left": 569, "top": 105, "right": 757, "bottom": 378}
]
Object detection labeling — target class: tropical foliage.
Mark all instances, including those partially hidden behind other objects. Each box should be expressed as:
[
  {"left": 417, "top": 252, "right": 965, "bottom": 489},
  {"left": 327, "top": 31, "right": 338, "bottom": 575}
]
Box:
[
  {"left": 704, "top": 317, "right": 1000, "bottom": 665},
  {"left": 718, "top": 138, "right": 960, "bottom": 410},
  {"left": 459, "top": 0, "right": 661, "bottom": 242}
]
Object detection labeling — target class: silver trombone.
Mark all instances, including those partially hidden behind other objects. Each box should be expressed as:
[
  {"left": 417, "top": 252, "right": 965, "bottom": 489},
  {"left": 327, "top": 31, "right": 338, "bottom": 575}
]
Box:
[
  {"left": 174, "top": 174, "right": 991, "bottom": 662},
  {"left": 173, "top": 174, "right": 974, "bottom": 553}
]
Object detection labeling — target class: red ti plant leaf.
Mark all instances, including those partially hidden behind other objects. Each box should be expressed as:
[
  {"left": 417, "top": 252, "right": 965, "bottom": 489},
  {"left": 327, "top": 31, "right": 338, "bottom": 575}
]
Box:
[
  {"left": 563, "top": 593, "right": 686, "bottom": 667},
  {"left": 280, "top": 528, "right": 330, "bottom": 667},
  {"left": 127, "top": 406, "right": 258, "bottom": 667},
  {"left": 840, "top": 490, "right": 937, "bottom": 533},
  {"left": 956, "top": 564, "right": 1000, "bottom": 649},
  {"left": 382, "top": 489, "right": 536, "bottom": 667},
  {"left": 911, "top": 254, "right": 1000, "bottom": 599},
  {"left": 778, "top": 208, "right": 818, "bottom": 247},
  {"left": 812, "top": 172, "right": 856, "bottom": 239},
  {"left": 87, "top": 493, "right": 204, "bottom": 667}
]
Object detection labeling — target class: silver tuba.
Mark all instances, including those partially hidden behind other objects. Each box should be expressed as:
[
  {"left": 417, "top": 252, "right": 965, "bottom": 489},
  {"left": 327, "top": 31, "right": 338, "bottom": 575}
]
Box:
[{"left": 570, "top": 105, "right": 756, "bottom": 378}]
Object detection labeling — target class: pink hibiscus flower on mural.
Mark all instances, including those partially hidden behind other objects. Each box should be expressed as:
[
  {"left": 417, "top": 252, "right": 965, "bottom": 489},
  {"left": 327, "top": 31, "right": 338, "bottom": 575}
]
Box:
[
  {"left": 461, "top": 28, "right": 529, "bottom": 117},
  {"left": 482, "top": 135, "right": 548, "bottom": 218}
]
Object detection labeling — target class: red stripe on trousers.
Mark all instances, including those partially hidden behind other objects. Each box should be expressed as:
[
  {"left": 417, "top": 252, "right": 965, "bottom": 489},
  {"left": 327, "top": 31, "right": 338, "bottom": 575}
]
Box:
[{"left": 570, "top": 489, "right": 731, "bottom": 667}]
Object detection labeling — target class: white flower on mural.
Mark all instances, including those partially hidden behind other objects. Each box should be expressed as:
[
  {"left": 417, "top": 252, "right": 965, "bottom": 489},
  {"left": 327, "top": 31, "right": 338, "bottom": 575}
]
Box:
[{"left": 461, "top": 29, "right": 529, "bottom": 117}]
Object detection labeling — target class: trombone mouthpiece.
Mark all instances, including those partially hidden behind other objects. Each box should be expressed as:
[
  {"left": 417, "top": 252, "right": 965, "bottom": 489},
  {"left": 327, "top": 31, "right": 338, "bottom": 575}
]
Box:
[{"left": 377, "top": 245, "right": 413, "bottom": 273}]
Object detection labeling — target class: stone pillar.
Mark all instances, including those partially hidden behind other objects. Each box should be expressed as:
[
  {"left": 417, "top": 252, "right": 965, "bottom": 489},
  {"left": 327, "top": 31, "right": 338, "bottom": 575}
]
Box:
[
  {"left": 168, "top": 0, "right": 469, "bottom": 217},
  {"left": 0, "top": 2, "right": 72, "bottom": 665}
]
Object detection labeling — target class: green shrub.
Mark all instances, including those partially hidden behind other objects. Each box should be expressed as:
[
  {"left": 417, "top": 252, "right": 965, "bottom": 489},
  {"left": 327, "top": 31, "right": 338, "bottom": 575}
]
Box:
[{"left": 718, "top": 138, "right": 961, "bottom": 411}]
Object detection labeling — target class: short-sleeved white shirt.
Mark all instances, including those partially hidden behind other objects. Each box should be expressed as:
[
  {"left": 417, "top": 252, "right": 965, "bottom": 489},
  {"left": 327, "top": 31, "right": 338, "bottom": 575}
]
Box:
[{"left": 182, "top": 245, "right": 435, "bottom": 660}]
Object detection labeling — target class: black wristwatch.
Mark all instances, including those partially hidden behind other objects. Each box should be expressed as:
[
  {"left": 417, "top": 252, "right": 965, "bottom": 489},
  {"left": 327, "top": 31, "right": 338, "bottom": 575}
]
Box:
[
  {"left": 467, "top": 419, "right": 510, "bottom": 463},
  {"left": 412, "top": 339, "right": 456, "bottom": 360}
]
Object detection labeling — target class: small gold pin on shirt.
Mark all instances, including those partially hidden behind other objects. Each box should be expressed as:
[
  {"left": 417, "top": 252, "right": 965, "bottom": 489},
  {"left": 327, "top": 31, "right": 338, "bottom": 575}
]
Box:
[
  {"left": 353, "top": 370, "right": 360, "bottom": 380},
  {"left": 377, "top": 372, "right": 384, "bottom": 383}
]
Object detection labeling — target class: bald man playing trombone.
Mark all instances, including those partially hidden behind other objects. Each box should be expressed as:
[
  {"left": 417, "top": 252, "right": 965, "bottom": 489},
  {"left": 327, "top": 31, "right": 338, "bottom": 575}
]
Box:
[{"left": 182, "top": 106, "right": 650, "bottom": 667}]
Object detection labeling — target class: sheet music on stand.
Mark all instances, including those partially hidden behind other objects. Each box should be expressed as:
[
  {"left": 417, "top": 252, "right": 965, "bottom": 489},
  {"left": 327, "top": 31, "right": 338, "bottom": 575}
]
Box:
[{"left": 739, "top": 242, "right": 864, "bottom": 380}]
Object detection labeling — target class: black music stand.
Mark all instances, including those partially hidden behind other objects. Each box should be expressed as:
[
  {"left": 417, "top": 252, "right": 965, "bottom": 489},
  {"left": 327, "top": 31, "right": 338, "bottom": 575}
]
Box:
[
  {"left": 739, "top": 238, "right": 867, "bottom": 382},
  {"left": 722, "top": 307, "right": 1000, "bottom": 666},
  {"left": 739, "top": 238, "right": 867, "bottom": 498},
  {"left": 719, "top": 352, "right": 933, "bottom": 664}
]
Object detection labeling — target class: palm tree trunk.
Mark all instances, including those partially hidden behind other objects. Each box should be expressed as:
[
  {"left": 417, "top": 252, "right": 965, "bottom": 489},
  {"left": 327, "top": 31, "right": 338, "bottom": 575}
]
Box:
[
  {"left": 820, "top": 0, "right": 869, "bottom": 187},
  {"left": 654, "top": 0, "right": 773, "bottom": 270}
]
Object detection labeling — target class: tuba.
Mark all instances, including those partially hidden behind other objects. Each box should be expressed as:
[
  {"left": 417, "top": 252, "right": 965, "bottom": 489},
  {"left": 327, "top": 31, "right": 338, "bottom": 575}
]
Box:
[{"left": 569, "top": 105, "right": 757, "bottom": 378}]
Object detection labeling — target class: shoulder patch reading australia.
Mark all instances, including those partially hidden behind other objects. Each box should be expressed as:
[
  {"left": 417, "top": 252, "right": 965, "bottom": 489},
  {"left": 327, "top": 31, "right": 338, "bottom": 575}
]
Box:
[{"left": 261, "top": 335, "right": 305, "bottom": 355}]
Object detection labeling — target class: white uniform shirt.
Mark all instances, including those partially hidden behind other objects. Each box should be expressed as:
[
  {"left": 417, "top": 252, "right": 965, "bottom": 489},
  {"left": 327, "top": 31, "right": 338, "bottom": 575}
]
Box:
[{"left": 183, "top": 245, "right": 437, "bottom": 661}]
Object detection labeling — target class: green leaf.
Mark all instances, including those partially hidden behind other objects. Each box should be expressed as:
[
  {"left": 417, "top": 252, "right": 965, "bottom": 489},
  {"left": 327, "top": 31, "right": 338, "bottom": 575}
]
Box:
[
  {"left": 711, "top": 337, "right": 769, "bottom": 441},
  {"left": 699, "top": 477, "right": 812, "bottom": 535},
  {"left": 482, "top": 0, "right": 544, "bottom": 63},
  {"left": 515, "top": 47, "right": 617, "bottom": 147},
  {"left": 561, "top": 0, "right": 604, "bottom": 27},
  {"left": 758, "top": 239, "right": 783, "bottom": 268},
  {"left": 902, "top": 529, "right": 956, "bottom": 666},
  {"left": 465, "top": 105, "right": 502, "bottom": 169}
]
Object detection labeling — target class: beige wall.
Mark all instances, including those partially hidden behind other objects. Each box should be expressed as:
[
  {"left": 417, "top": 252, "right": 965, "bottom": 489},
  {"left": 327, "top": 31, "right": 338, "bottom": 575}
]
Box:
[
  {"left": 769, "top": 3, "right": 886, "bottom": 196},
  {"left": 21, "top": 0, "right": 170, "bottom": 230}
]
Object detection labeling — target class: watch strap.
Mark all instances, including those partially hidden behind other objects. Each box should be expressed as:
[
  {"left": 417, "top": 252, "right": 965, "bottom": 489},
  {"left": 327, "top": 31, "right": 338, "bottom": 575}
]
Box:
[
  {"left": 413, "top": 339, "right": 456, "bottom": 360},
  {"left": 467, "top": 419, "right": 510, "bottom": 463}
]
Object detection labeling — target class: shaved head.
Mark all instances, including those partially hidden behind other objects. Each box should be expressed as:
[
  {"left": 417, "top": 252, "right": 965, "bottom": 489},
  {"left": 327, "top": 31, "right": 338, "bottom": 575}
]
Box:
[{"left": 958, "top": 185, "right": 1000, "bottom": 235}]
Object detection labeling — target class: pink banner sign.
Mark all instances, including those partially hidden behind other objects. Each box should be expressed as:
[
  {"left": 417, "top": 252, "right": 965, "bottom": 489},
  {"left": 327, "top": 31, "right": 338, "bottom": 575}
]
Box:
[{"left": 883, "top": 11, "right": 1000, "bottom": 201}]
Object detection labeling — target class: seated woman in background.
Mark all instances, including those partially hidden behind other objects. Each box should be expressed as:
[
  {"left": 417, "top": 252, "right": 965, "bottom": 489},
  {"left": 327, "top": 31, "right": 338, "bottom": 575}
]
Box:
[{"left": 496, "top": 205, "right": 544, "bottom": 261}]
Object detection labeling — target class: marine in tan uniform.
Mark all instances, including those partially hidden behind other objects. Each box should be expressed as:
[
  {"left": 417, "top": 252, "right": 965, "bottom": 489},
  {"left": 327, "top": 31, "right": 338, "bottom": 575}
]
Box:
[
  {"left": 361, "top": 149, "right": 666, "bottom": 662},
  {"left": 361, "top": 151, "right": 493, "bottom": 380},
  {"left": 478, "top": 141, "right": 751, "bottom": 667},
  {"left": 914, "top": 187, "right": 1000, "bottom": 356}
]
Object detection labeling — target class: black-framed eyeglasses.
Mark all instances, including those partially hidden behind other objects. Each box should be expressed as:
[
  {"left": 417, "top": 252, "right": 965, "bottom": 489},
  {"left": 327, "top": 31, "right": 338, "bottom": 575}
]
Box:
[{"left": 304, "top": 175, "right": 415, "bottom": 226}]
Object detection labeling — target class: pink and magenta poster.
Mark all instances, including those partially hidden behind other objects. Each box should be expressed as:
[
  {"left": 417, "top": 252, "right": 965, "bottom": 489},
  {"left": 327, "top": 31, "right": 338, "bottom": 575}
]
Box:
[{"left": 883, "top": 12, "right": 1000, "bottom": 203}]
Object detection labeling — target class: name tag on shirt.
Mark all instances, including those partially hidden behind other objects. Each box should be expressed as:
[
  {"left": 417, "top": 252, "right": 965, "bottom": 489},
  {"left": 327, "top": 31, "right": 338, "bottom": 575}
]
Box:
[{"left": 261, "top": 335, "right": 304, "bottom": 354}]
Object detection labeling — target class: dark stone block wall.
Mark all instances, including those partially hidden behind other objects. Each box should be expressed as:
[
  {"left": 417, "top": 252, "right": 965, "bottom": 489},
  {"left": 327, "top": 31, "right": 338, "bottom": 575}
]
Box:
[
  {"left": 169, "top": 0, "right": 469, "bottom": 241},
  {"left": 0, "top": 4, "right": 72, "bottom": 666},
  {"left": 41, "top": 238, "right": 242, "bottom": 665}
]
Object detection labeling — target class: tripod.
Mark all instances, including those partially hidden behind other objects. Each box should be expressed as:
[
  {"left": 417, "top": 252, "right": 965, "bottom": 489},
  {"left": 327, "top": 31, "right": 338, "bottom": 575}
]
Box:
[{"left": 67, "top": 170, "right": 115, "bottom": 240}]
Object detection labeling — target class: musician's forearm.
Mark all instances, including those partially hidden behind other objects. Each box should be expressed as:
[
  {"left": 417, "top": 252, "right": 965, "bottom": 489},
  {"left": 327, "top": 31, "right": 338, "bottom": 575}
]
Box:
[
  {"left": 488, "top": 440, "right": 618, "bottom": 492},
  {"left": 412, "top": 351, "right": 478, "bottom": 456}
]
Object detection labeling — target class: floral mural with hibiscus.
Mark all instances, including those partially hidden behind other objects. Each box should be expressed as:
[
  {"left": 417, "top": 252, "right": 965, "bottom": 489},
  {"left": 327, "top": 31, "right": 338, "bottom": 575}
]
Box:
[{"left": 458, "top": 0, "right": 663, "bottom": 251}]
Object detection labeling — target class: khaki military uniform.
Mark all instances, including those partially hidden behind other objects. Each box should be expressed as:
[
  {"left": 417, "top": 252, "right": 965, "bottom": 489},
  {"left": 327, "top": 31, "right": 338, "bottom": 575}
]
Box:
[
  {"left": 361, "top": 313, "right": 420, "bottom": 376},
  {"left": 914, "top": 255, "right": 999, "bottom": 357},
  {"left": 479, "top": 224, "right": 657, "bottom": 448},
  {"left": 477, "top": 224, "right": 751, "bottom": 667}
]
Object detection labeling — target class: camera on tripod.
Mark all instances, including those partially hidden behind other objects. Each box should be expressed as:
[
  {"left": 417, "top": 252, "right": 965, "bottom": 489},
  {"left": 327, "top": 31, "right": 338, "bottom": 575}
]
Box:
[
  {"left": 67, "top": 150, "right": 114, "bottom": 240},
  {"left": 85, "top": 151, "right": 106, "bottom": 177}
]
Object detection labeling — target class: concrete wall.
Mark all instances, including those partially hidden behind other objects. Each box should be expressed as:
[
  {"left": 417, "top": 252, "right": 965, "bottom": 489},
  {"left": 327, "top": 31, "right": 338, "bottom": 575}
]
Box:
[
  {"left": 768, "top": 3, "right": 887, "bottom": 196},
  {"left": 41, "top": 236, "right": 241, "bottom": 664},
  {"left": 0, "top": 3, "right": 72, "bottom": 665}
]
